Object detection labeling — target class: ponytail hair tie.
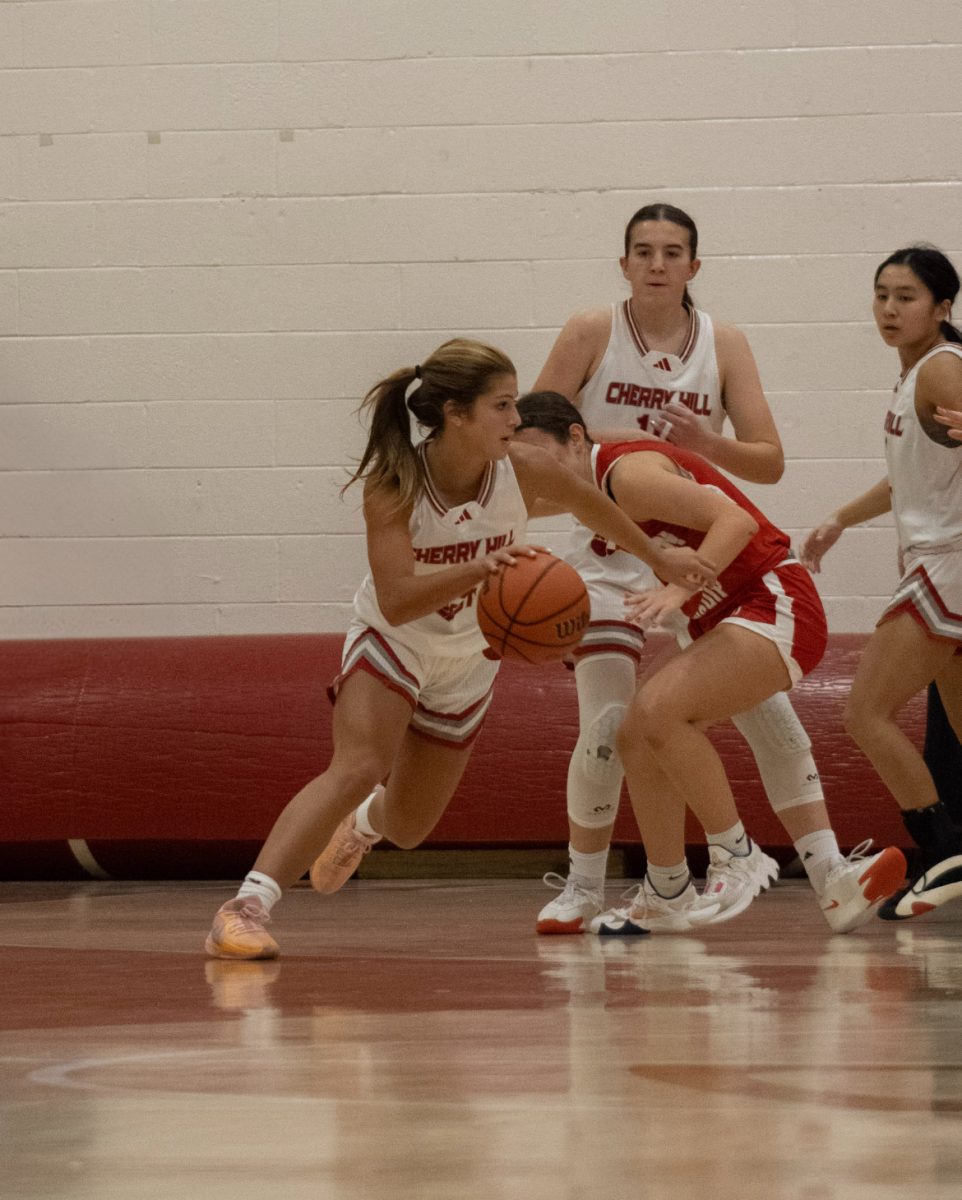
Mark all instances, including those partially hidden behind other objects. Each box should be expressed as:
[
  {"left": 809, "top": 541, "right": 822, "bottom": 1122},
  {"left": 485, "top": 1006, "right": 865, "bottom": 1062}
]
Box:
[{"left": 414, "top": 364, "right": 422, "bottom": 380}]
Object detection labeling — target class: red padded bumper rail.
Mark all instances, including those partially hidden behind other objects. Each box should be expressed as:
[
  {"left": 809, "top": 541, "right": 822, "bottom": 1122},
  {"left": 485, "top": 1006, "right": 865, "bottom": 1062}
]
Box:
[{"left": 0, "top": 634, "right": 919, "bottom": 877}]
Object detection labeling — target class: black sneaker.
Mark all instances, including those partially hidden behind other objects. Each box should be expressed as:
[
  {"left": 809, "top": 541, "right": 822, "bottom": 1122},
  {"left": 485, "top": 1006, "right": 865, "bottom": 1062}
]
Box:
[{"left": 878, "top": 852, "right": 962, "bottom": 920}]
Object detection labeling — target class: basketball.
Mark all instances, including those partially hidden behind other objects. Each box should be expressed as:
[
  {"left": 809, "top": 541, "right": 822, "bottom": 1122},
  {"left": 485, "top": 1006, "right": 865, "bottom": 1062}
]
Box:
[{"left": 477, "top": 550, "right": 590, "bottom": 663}]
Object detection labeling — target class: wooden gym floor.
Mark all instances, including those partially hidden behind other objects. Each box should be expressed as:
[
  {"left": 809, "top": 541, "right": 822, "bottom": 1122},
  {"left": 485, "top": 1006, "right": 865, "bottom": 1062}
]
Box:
[{"left": 3, "top": 877, "right": 962, "bottom": 1200}]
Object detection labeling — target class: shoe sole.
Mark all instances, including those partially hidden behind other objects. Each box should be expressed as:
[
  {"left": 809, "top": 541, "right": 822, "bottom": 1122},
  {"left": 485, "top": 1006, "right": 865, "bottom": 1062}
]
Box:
[
  {"left": 536, "top": 917, "right": 588, "bottom": 935},
  {"left": 888, "top": 855, "right": 962, "bottom": 920},
  {"left": 204, "top": 936, "right": 279, "bottom": 961},
  {"left": 590, "top": 899, "right": 723, "bottom": 935},
  {"left": 309, "top": 858, "right": 357, "bottom": 894},
  {"left": 592, "top": 918, "right": 652, "bottom": 937}
]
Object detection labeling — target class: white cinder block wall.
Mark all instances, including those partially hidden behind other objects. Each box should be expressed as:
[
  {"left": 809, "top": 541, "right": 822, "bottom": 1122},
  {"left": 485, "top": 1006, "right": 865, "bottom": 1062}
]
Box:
[{"left": 1, "top": 0, "right": 961, "bottom": 639}]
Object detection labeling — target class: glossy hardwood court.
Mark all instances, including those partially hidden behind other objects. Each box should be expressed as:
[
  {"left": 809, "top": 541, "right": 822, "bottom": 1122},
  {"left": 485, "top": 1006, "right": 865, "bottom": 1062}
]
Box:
[{"left": 4, "top": 878, "right": 962, "bottom": 1200}]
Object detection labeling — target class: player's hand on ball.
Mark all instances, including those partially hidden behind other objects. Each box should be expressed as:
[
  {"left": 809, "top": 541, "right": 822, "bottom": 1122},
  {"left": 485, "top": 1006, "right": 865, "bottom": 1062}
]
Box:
[
  {"left": 655, "top": 544, "right": 716, "bottom": 590},
  {"left": 480, "top": 543, "right": 544, "bottom": 576},
  {"left": 799, "top": 518, "right": 843, "bottom": 573},
  {"left": 625, "top": 584, "right": 689, "bottom": 630}
]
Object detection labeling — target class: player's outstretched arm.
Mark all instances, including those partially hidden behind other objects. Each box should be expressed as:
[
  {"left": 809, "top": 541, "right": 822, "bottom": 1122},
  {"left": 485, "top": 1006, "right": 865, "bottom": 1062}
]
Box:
[
  {"left": 799, "top": 476, "right": 891, "bottom": 574},
  {"left": 509, "top": 441, "right": 716, "bottom": 589}
]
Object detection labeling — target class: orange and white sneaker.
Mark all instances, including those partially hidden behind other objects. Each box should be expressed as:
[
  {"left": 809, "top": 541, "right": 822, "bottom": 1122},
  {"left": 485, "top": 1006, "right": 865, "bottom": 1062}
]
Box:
[
  {"left": 309, "top": 808, "right": 380, "bottom": 894},
  {"left": 819, "top": 840, "right": 907, "bottom": 933},
  {"left": 204, "top": 896, "right": 279, "bottom": 960}
]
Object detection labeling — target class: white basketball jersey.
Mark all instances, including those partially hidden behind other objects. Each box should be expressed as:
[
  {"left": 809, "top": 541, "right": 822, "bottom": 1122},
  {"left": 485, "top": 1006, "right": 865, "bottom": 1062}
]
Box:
[
  {"left": 884, "top": 343, "right": 962, "bottom": 553},
  {"left": 568, "top": 302, "right": 724, "bottom": 594},
  {"left": 577, "top": 301, "right": 724, "bottom": 438},
  {"left": 352, "top": 445, "right": 528, "bottom": 658}
]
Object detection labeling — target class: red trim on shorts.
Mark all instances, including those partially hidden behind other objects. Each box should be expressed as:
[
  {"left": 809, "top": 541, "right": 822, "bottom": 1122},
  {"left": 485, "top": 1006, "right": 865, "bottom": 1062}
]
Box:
[
  {"left": 878, "top": 601, "right": 962, "bottom": 655},
  {"left": 689, "top": 561, "right": 826, "bottom": 679},
  {"left": 327, "top": 659, "right": 418, "bottom": 709},
  {"left": 409, "top": 723, "right": 487, "bottom": 749}
]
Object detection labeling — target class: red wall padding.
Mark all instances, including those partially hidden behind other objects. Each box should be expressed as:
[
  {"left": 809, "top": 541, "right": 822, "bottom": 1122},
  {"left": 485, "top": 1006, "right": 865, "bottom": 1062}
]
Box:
[{"left": 1, "top": 634, "right": 920, "bottom": 872}]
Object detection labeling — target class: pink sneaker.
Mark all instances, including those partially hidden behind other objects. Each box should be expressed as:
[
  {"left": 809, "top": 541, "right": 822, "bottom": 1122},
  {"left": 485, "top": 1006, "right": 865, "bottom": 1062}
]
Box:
[
  {"left": 310, "top": 807, "right": 379, "bottom": 894},
  {"left": 204, "top": 896, "right": 279, "bottom": 960}
]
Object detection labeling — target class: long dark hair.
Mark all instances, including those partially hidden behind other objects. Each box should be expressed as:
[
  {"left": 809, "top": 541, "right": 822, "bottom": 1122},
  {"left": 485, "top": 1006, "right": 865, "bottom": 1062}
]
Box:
[
  {"left": 623, "top": 203, "right": 699, "bottom": 307},
  {"left": 345, "top": 338, "right": 516, "bottom": 509},
  {"left": 874, "top": 245, "right": 962, "bottom": 345}
]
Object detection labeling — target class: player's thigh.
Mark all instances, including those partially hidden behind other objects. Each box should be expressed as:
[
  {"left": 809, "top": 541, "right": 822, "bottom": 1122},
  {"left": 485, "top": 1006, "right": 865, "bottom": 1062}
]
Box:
[
  {"left": 849, "top": 614, "right": 956, "bottom": 722},
  {"left": 328, "top": 669, "right": 414, "bottom": 779},
  {"left": 633, "top": 623, "right": 791, "bottom": 725}
]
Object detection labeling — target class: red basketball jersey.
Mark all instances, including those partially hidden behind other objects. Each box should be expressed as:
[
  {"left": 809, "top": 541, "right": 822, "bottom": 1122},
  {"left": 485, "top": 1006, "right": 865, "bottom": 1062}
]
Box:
[{"left": 594, "top": 441, "right": 792, "bottom": 621}]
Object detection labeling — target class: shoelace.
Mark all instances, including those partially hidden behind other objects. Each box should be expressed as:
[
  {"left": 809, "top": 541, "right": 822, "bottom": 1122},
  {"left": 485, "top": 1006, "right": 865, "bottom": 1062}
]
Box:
[
  {"left": 843, "top": 838, "right": 875, "bottom": 865},
  {"left": 331, "top": 828, "right": 375, "bottom": 865},
  {"left": 225, "top": 899, "right": 272, "bottom": 929},
  {"left": 617, "top": 881, "right": 690, "bottom": 916},
  {"left": 542, "top": 872, "right": 600, "bottom": 902}
]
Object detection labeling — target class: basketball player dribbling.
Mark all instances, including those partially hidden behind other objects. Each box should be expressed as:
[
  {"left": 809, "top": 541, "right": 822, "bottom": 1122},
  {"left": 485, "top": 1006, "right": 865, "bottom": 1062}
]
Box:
[
  {"left": 515, "top": 393, "right": 907, "bottom": 934},
  {"left": 802, "top": 246, "right": 962, "bottom": 920},
  {"left": 531, "top": 203, "right": 902, "bottom": 935},
  {"left": 204, "top": 338, "right": 714, "bottom": 959}
]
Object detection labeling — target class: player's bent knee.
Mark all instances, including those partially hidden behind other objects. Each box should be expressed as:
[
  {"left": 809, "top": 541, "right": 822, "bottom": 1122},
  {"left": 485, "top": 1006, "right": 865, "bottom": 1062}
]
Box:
[
  {"left": 328, "top": 759, "right": 389, "bottom": 803},
  {"left": 842, "top": 696, "right": 882, "bottom": 747},
  {"left": 566, "top": 703, "right": 627, "bottom": 829},
  {"left": 579, "top": 703, "right": 627, "bottom": 785}
]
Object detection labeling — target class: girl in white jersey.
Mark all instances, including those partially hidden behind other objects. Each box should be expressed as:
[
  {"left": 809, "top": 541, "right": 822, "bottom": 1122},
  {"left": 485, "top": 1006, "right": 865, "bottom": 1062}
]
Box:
[
  {"left": 204, "top": 338, "right": 713, "bottom": 960},
  {"left": 802, "top": 246, "right": 962, "bottom": 920},
  {"left": 534, "top": 203, "right": 889, "bottom": 935}
]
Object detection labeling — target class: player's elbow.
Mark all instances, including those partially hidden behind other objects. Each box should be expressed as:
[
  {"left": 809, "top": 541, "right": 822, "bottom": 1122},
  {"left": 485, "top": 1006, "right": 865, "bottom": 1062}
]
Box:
[
  {"left": 758, "top": 448, "right": 785, "bottom": 484},
  {"left": 374, "top": 588, "right": 408, "bottom": 627},
  {"left": 733, "top": 509, "right": 759, "bottom": 543}
]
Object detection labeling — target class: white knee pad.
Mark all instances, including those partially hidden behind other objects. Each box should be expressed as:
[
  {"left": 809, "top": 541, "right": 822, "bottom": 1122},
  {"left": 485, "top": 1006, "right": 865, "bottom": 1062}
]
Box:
[
  {"left": 731, "top": 691, "right": 824, "bottom": 814},
  {"left": 567, "top": 702, "right": 627, "bottom": 828}
]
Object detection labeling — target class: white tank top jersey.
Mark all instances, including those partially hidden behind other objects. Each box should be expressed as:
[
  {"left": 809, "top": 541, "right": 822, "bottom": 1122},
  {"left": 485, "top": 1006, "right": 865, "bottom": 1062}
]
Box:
[
  {"left": 884, "top": 344, "right": 962, "bottom": 553},
  {"left": 576, "top": 302, "right": 725, "bottom": 438},
  {"left": 568, "top": 302, "right": 725, "bottom": 591},
  {"left": 351, "top": 445, "right": 528, "bottom": 658}
]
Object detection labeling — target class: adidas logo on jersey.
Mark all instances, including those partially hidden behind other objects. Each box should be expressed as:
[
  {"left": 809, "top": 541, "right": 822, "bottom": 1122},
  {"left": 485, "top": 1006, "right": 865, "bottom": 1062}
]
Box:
[
  {"left": 653, "top": 356, "right": 673, "bottom": 371},
  {"left": 454, "top": 508, "right": 473, "bottom": 525}
]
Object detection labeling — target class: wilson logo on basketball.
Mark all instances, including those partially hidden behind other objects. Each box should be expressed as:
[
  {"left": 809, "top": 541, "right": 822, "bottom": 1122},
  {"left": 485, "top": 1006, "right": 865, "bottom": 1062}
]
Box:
[{"left": 555, "top": 612, "right": 590, "bottom": 639}]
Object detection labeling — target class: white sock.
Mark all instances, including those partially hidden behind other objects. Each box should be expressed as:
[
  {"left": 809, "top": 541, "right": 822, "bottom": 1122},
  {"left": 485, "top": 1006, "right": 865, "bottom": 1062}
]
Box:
[
  {"left": 794, "top": 829, "right": 844, "bottom": 894},
  {"left": 237, "top": 870, "right": 282, "bottom": 912},
  {"left": 354, "top": 790, "right": 384, "bottom": 841},
  {"left": 568, "top": 846, "right": 608, "bottom": 888},
  {"left": 708, "top": 820, "right": 750, "bottom": 857},
  {"left": 646, "top": 860, "right": 691, "bottom": 899}
]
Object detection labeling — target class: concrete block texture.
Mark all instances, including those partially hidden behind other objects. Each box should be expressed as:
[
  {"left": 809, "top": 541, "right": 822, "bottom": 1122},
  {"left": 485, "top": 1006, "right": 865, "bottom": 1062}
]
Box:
[{"left": 2, "top": 3, "right": 959, "bottom": 637}]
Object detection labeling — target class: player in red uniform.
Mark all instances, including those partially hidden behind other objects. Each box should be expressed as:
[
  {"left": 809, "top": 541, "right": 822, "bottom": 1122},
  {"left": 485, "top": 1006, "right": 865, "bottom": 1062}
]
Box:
[{"left": 516, "top": 391, "right": 906, "bottom": 934}]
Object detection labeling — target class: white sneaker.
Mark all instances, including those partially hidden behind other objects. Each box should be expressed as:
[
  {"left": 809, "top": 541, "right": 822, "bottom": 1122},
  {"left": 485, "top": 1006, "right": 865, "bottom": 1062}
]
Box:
[
  {"left": 820, "top": 840, "right": 907, "bottom": 932},
  {"left": 589, "top": 877, "right": 721, "bottom": 936},
  {"left": 700, "top": 839, "right": 779, "bottom": 924},
  {"left": 536, "top": 872, "right": 604, "bottom": 935}
]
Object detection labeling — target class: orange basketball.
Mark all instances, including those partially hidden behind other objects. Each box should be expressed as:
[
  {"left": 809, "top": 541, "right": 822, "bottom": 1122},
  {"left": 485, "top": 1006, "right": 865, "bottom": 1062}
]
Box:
[{"left": 477, "top": 550, "right": 590, "bottom": 664}]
